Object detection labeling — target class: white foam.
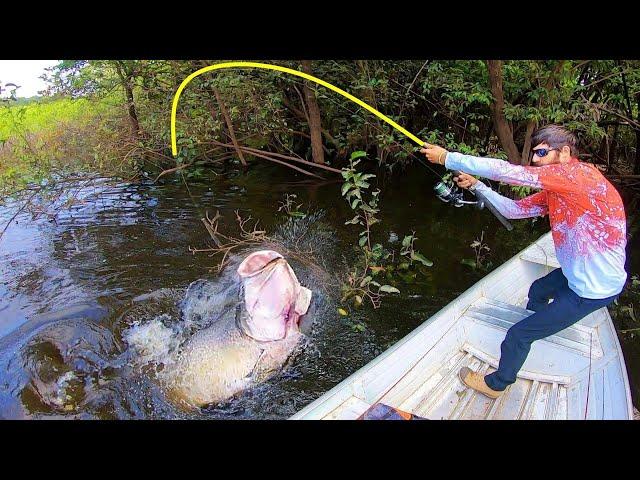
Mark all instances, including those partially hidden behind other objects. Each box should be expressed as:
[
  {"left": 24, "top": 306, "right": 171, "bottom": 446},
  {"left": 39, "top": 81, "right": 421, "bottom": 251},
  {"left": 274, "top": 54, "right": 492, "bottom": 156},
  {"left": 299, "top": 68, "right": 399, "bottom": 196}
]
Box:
[{"left": 123, "top": 314, "right": 179, "bottom": 366}]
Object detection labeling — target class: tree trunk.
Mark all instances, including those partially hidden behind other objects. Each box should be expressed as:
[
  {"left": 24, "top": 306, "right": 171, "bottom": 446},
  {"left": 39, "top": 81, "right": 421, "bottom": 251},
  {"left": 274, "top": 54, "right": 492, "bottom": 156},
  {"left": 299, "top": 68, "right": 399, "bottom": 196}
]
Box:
[
  {"left": 357, "top": 60, "right": 379, "bottom": 152},
  {"left": 609, "top": 123, "right": 619, "bottom": 173},
  {"left": 301, "top": 60, "right": 325, "bottom": 165},
  {"left": 486, "top": 60, "right": 521, "bottom": 164},
  {"left": 281, "top": 95, "right": 339, "bottom": 149},
  {"left": 115, "top": 62, "right": 140, "bottom": 140},
  {"left": 124, "top": 83, "right": 140, "bottom": 139},
  {"left": 521, "top": 121, "right": 536, "bottom": 165},
  {"left": 596, "top": 125, "right": 609, "bottom": 167},
  {"left": 635, "top": 125, "right": 640, "bottom": 175},
  {"left": 634, "top": 130, "right": 640, "bottom": 174},
  {"left": 520, "top": 61, "right": 566, "bottom": 165},
  {"left": 212, "top": 87, "right": 247, "bottom": 167},
  {"left": 635, "top": 92, "right": 640, "bottom": 175}
]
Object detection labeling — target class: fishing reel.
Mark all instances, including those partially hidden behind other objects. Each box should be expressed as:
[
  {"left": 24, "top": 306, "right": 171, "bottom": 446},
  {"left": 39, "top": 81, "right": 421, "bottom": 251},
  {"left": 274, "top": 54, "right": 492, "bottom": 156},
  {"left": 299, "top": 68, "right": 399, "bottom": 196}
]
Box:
[
  {"left": 433, "top": 170, "right": 513, "bottom": 231},
  {"left": 433, "top": 176, "right": 484, "bottom": 209}
]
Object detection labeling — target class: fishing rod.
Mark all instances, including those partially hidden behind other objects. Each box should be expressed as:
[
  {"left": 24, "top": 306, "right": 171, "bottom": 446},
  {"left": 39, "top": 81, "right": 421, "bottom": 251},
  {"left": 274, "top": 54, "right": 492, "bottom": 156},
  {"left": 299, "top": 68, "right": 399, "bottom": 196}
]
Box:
[{"left": 171, "top": 61, "right": 513, "bottom": 230}]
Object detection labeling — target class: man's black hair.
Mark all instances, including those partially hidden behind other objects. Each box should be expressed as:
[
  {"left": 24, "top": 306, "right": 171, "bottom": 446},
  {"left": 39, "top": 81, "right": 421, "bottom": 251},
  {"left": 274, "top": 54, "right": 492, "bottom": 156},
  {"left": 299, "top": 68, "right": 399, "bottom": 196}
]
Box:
[{"left": 531, "top": 124, "right": 579, "bottom": 157}]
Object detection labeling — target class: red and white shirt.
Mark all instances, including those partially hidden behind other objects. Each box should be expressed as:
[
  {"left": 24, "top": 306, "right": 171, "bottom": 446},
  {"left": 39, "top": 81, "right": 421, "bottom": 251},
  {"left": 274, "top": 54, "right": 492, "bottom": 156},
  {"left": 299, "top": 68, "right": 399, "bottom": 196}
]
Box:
[{"left": 446, "top": 152, "right": 627, "bottom": 299}]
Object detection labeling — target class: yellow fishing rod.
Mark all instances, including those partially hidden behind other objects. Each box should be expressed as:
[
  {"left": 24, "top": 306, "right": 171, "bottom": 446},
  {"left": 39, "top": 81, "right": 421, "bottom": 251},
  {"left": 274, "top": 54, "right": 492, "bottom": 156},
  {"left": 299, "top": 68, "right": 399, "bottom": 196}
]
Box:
[
  {"left": 170, "top": 61, "right": 424, "bottom": 157},
  {"left": 170, "top": 61, "right": 512, "bottom": 230}
]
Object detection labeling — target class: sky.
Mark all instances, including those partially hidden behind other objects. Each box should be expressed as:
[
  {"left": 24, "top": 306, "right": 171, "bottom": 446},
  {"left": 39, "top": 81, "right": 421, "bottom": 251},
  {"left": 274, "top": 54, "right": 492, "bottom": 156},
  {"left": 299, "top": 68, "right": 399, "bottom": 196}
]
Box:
[{"left": 0, "top": 60, "right": 60, "bottom": 98}]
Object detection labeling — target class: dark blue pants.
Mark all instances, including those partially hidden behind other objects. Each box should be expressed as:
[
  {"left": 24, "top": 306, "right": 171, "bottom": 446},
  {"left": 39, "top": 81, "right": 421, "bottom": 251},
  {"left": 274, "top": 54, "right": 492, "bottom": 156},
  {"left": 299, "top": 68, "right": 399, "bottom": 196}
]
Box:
[{"left": 484, "top": 268, "right": 617, "bottom": 391}]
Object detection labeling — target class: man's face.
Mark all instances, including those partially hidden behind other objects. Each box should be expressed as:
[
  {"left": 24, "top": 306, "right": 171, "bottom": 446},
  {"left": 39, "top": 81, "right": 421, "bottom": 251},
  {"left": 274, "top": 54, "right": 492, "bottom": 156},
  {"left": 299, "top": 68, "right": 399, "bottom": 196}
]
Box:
[{"left": 530, "top": 142, "right": 571, "bottom": 167}]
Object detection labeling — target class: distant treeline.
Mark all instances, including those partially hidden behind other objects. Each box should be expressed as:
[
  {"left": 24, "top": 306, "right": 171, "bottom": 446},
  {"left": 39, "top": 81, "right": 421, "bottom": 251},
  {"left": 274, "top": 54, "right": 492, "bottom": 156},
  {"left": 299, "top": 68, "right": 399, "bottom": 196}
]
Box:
[{"left": 2, "top": 60, "right": 640, "bottom": 193}]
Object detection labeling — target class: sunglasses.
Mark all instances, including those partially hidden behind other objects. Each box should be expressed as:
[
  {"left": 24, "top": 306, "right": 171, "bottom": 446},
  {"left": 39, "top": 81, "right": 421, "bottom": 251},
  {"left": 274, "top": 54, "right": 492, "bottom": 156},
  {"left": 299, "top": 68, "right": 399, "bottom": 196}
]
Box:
[{"left": 531, "top": 147, "right": 558, "bottom": 158}]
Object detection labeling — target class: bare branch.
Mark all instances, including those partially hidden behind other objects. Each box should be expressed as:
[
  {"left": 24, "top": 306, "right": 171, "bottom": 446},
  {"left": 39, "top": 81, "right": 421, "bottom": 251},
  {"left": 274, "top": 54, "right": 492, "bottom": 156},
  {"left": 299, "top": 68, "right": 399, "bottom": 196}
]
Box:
[{"left": 153, "top": 162, "right": 194, "bottom": 183}]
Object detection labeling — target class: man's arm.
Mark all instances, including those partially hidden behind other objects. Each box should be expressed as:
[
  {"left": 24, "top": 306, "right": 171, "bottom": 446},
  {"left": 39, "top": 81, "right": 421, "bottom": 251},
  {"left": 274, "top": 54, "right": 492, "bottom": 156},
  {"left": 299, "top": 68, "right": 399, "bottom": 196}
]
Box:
[
  {"left": 472, "top": 182, "right": 548, "bottom": 219},
  {"left": 445, "top": 152, "right": 578, "bottom": 195}
]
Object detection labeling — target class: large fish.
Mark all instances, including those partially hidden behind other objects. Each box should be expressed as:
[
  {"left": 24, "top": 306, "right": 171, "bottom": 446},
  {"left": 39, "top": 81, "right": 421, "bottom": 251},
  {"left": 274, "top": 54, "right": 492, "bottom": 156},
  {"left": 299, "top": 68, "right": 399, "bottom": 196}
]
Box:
[{"left": 165, "top": 250, "right": 312, "bottom": 408}]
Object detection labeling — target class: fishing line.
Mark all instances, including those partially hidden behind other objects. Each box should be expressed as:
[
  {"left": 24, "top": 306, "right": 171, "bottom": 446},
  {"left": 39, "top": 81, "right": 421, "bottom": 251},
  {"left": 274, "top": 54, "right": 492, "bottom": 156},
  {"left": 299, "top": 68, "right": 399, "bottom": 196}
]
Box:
[
  {"left": 171, "top": 62, "right": 426, "bottom": 156},
  {"left": 271, "top": 73, "right": 444, "bottom": 180},
  {"left": 171, "top": 62, "right": 511, "bottom": 229},
  {"left": 185, "top": 66, "right": 443, "bottom": 180}
]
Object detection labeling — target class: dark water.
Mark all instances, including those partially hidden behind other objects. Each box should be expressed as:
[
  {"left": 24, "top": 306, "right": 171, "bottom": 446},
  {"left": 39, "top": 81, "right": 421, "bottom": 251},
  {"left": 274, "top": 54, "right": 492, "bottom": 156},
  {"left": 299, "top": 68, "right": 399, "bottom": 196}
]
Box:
[{"left": 0, "top": 161, "right": 636, "bottom": 419}]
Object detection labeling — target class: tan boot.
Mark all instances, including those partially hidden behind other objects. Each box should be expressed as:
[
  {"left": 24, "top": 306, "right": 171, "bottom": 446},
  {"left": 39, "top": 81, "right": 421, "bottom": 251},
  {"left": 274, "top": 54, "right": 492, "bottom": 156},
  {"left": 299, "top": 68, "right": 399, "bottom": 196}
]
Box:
[{"left": 458, "top": 367, "right": 503, "bottom": 399}]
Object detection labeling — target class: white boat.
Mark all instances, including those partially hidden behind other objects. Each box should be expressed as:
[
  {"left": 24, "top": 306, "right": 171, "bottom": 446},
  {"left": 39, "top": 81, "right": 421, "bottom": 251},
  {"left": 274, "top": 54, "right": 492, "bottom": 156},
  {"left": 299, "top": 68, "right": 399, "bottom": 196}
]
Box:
[{"left": 291, "top": 232, "right": 633, "bottom": 420}]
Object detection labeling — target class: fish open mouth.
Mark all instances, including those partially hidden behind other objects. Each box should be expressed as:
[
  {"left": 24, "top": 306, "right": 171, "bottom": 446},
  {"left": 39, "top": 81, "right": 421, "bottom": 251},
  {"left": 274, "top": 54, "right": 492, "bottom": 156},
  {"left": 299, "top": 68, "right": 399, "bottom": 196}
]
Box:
[
  {"left": 237, "top": 250, "right": 284, "bottom": 278},
  {"left": 236, "top": 250, "right": 313, "bottom": 342},
  {"left": 236, "top": 286, "right": 313, "bottom": 341}
]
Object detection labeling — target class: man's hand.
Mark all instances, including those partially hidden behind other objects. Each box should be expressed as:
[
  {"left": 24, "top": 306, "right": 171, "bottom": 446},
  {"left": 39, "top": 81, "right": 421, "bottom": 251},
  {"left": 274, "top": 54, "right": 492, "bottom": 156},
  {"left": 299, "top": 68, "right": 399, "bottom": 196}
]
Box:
[
  {"left": 420, "top": 142, "right": 448, "bottom": 165},
  {"left": 453, "top": 172, "right": 478, "bottom": 189}
]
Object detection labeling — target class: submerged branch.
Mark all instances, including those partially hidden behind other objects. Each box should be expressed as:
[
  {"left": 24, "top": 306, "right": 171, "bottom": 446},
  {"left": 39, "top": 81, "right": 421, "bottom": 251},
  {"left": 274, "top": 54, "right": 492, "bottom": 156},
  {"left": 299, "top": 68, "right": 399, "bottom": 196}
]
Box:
[
  {"left": 205, "top": 139, "right": 342, "bottom": 174},
  {"left": 245, "top": 149, "right": 324, "bottom": 179},
  {"left": 153, "top": 162, "right": 194, "bottom": 183},
  {"left": 0, "top": 189, "right": 40, "bottom": 242},
  {"left": 190, "top": 209, "right": 274, "bottom": 272}
]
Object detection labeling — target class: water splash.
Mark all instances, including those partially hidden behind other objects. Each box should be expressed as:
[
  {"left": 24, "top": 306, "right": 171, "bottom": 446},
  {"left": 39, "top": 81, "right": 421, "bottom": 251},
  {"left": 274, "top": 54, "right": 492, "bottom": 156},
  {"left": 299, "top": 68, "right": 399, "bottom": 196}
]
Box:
[
  {"left": 0, "top": 176, "right": 389, "bottom": 418},
  {"left": 123, "top": 315, "right": 180, "bottom": 367}
]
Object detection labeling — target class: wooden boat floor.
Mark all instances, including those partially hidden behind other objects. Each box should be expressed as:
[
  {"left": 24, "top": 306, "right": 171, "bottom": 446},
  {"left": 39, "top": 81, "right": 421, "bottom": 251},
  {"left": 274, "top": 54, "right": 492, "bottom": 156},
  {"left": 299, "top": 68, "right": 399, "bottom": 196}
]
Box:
[
  {"left": 322, "top": 349, "right": 571, "bottom": 420},
  {"left": 387, "top": 349, "right": 570, "bottom": 420},
  {"left": 321, "top": 296, "right": 605, "bottom": 420}
]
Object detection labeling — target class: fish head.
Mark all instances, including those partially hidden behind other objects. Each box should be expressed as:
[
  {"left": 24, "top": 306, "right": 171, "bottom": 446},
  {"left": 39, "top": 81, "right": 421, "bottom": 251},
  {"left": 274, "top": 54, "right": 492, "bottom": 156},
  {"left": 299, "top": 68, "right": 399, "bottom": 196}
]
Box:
[{"left": 237, "top": 250, "right": 312, "bottom": 342}]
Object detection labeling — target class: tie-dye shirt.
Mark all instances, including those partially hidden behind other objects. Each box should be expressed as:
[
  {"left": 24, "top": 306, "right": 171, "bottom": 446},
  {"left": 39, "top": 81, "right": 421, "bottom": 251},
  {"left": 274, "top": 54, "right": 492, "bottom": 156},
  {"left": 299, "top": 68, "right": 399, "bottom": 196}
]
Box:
[{"left": 445, "top": 152, "right": 627, "bottom": 299}]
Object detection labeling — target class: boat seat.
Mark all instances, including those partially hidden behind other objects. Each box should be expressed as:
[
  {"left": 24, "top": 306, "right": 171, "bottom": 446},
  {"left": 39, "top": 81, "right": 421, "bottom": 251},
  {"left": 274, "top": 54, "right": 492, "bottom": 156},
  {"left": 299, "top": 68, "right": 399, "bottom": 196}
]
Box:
[{"left": 463, "top": 297, "right": 603, "bottom": 359}]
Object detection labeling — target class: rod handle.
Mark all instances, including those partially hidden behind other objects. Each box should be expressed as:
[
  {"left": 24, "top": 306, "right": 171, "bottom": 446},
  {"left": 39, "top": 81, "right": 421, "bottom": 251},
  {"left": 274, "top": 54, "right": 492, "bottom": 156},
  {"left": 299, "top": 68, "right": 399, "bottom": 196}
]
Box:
[{"left": 451, "top": 170, "right": 513, "bottom": 231}]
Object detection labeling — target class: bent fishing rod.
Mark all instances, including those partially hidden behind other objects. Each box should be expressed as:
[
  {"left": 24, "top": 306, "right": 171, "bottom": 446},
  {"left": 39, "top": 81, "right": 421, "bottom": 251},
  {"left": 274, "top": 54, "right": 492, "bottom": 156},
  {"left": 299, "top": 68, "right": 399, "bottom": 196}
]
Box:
[{"left": 170, "top": 61, "right": 513, "bottom": 230}]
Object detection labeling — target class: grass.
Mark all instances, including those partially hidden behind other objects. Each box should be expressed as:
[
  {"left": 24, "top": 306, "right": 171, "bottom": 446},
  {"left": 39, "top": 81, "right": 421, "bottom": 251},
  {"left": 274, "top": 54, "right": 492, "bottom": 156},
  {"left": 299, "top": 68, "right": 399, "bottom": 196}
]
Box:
[
  {"left": 0, "top": 95, "right": 117, "bottom": 140},
  {"left": 0, "top": 93, "right": 127, "bottom": 196}
]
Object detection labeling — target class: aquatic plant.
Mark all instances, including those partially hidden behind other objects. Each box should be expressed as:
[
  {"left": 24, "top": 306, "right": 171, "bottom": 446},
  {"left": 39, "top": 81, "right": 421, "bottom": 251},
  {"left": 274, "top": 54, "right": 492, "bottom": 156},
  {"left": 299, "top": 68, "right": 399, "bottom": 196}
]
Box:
[
  {"left": 399, "top": 232, "right": 433, "bottom": 268},
  {"left": 340, "top": 151, "right": 395, "bottom": 308},
  {"left": 461, "top": 230, "right": 492, "bottom": 271},
  {"left": 611, "top": 275, "right": 640, "bottom": 338},
  {"left": 277, "top": 193, "right": 306, "bottom": 218},
  {"left": 340, "top": 151, "right": 433, "bottom": 310}
]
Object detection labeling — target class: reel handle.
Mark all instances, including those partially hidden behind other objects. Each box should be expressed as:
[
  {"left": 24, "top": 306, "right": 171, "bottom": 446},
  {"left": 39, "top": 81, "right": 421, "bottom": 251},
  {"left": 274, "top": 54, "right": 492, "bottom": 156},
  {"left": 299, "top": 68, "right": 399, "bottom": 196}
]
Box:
[{"left": 451, "top": 170, "right": 513, "bottom": 231}]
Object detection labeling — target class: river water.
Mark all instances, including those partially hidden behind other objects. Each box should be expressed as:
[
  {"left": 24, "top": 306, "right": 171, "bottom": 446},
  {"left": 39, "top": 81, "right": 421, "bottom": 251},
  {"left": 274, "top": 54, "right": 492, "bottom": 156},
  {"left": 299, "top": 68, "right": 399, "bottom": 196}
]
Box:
[{"left": 0, "top": 161, "right": 637, "bottom": 419}]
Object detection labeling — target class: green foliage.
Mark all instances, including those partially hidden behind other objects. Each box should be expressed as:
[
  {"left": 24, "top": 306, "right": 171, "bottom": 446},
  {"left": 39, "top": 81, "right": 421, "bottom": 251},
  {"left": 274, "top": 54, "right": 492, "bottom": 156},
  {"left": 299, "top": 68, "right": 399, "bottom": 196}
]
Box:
[
  {"left": 461, "top": 230, "right": 492, "bottom": 271},
  {"left": 400, "top": 233, "right": 433, "bottom": 267},
  {"left": 0, "top": 94, "right": 125, "bottom": 195},
  {"left": 340, "top": 152, "right": 434, "bottom": 311},
  {"left": 510, "top": 184, "right": 533, "bottom": 199},
  {"left": 341, "top": 150, "right": 380, "bottom": 250},
  {"left": 611, "top": 275, "right": 640, "bottom": 338},
  {"left": 0, "top": 95, "right": 113, "bottom": 139},
  {"left": 277, "top": 193, "right": 306, "bottom": 218},
  {"left": 345, "top": 316, "right": 367, "bottom": 333},
  {"left": 9, "top": 58, "right": 639, "bottom": 189},
  {"left": 340, "top": 151, "right": 390, "bottom": 308}
]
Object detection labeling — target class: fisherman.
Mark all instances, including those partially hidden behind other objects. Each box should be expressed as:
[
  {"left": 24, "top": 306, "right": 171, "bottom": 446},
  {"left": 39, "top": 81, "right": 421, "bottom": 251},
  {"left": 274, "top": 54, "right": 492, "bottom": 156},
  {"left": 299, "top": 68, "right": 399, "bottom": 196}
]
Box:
[{"left": 421, "top": 124, "right": 627, "bottom": 399}]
